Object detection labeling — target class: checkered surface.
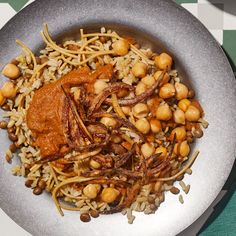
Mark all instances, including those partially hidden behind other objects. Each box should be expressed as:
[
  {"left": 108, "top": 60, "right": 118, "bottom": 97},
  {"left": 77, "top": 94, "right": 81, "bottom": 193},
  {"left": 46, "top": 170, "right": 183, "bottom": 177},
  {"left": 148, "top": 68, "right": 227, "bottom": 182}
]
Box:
[
  {"left": 177, "top": 0, "right": 236, "bottom": 73},
  {"left": 0, "top": 1, "right": 235, "bottom": 236}
]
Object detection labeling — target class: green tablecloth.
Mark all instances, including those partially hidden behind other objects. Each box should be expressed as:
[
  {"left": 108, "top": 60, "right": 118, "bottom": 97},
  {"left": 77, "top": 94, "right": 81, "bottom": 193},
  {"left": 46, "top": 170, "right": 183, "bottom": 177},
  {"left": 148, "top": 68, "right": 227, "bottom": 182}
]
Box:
[{"left": 0, "top": 0, "right": 235, "bottom": 235}]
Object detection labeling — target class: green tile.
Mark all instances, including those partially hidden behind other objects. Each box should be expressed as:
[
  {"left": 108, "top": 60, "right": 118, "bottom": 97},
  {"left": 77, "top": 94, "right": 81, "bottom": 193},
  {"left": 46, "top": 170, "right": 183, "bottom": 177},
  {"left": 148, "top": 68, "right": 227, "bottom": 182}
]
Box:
[
  {"left": 0, "top": 0, "right": 29, "bottom": 12},
  {"left": 223, "top": 30, "right": 236, "bottom": 72},
  {"left": 175, "top": 0, "right": 198, "bottom": 4},
  {"left": 199, "top": 190, "right": 236, "bottom": 236}
]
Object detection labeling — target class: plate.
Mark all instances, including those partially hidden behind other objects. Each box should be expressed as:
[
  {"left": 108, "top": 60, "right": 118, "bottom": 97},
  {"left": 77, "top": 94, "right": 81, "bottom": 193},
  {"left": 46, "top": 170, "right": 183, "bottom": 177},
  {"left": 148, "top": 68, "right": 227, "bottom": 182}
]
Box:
[{"left": 0, "top": 0, "right": 236, "bottom": 235}]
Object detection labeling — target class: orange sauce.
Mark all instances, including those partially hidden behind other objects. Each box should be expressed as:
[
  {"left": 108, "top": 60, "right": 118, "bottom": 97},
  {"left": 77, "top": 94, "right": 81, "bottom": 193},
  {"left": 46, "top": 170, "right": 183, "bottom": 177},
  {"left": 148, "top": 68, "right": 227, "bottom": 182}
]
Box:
[{"left": 26, "top": 65, "right": 113, "bottom": 158}]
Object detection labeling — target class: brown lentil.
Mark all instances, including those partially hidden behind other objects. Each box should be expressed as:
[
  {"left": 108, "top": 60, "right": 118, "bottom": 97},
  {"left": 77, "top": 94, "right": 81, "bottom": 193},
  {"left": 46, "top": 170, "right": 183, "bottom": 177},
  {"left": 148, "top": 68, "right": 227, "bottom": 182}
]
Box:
[
  {"left": 187, "top": 136, "right": 193, "bottom": 143},
  {"left": 24, "top": 73, "right": 32, "bottom": 79},
  {"left": 1, "top": 104, "right": 10, "bottom": 111},
  {"left": 14, "top": 142, "right": 21, "bottom": 149},
  {"left": 170, "top": 186, "right": 180, "bottom": 195},
  {"left": 33, "top": 187, "right": 43, "bottom": 195},
  {"left": 28, "top": 64, "right": 34, "bottom": 70},
  {"left": 147, "top": 196, "right": 155, "bottom": 204},
  {"left": 25, "top": 179, "right": 33, "bottom": 188},
  {"left": 67, "top": 44, "right": 79, "bottom": 51},
  {"left": 11, "top": 59, "right": 19, "bottom": 65},
  {"left": 24, "top": 163, "right": 31, "bottom": 170},
  {"left": 176, "top": 174, "right": 184, "bottom": 181},
  {"left": 5, "top": 154, "right": 12, "bottom": 163},
  {"left": 99, "top": 36, "right": 108, "bottom": 43},
  {"left": 7, "top": 126, "right": 16, "bottom": 134},
  {"left": 9, "top": 143, "right": 17, "bottom": 153},
  {"left": 150, "top": 204, "right": 157, "bottom": 211},
  {"left": 38, "top": 180, "right": 46, "bottom": 190},
  {"left": 134, "top": 43, "right": 141, "bottom": 49},
  {"left": 0, "top": 120, "right": 8, "bottom": 129},
  {"left": 35, "top": 57, "right": 41, "bottom": 64},
  {"left": 80, "top": 213, "right": 91, "bottom": 222},
  {"left": 40, "top": 57, "right": 48, "bottom": 64},
  {"left": 90, "top": 210, "right": 99, "bottom": 218},
  {"left": 8, "top": 133, "right": 18, "bottom": 142},
  {"left": 193, "top": 128, "right": 203, "bottom": 138},
  {"left": 158, "top": 192, "right": 165, "bottom": 203},
  {"left": 188, "top": 89, "right": 195, "bottom": 98}
]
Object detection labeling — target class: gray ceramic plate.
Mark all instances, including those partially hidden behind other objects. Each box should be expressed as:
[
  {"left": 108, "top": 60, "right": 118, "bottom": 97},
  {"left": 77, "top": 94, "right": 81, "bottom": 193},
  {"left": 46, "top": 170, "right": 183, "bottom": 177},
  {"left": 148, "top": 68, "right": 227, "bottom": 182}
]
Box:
[{"left": 0, "top": 0, "right": 236, "bottom": 235}]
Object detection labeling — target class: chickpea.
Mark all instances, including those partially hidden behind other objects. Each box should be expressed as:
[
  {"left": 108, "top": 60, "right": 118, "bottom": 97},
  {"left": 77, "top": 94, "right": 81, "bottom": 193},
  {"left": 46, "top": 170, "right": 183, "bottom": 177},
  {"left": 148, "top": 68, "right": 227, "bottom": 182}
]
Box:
[
  {"left": 141, "top": 143, "right": 155, "bottom": 158},
  {"left": 154, "top": 53, "right": 173, "bottom": 70},
  {"left": 185, "top": 105, "right": 200, "bottom": 122},
  {"left": 135, "top": 118, "right": 150, "bottom": 134},
  {"left": 121, "top": 106, "right": 131, "bottom": 115},
  {"left": 100, "top": 117, "right": 117, "bottom": 128},
  {"left": 155, "top": 103, "right": 172, "bottom": 121},
  {"left": 101, "top": 187, "right": 120, "bottom": 203},
  {"left": 1, "top": 82, "right": 17, "bottom": 98},
  {"left": 173, "top": 109, "right": 185, "bottom": 125},
  {"left": 89, "top": 159, "right": 101, "bottom": 169},
  {"left": 94, "top": 80, "right": 108, "bottom": 95},
  {"left": 141, "top": 75, "right": 155, "bottom": 87},
  {"left": 132, "top": 103, "right": 149, "bottom": 118},
  {"left": 132, "top": 62, "right": 147, "bottom": 78},
  {"left": 154, "top": 71, "right": 170, "bottom": 85},
  {"left": 159, "top": 83, "right": 175, "bottom": 99},
  {"left": 112, "top": 39, "right": 130, "bottom": 56},
  {"left": 147, "top": 97, "right": 161, "bottom": 115},
  {"left": 170, "top": 126, "right": 186, "bottom": 142},
  {"left": 0, "top": 90, "right": 5, "bottom": 106},
  {"left": 175, "top": 82, "right": 188, "bottom": 100},
  {"left": 83, "top": 184, "right": 100, "bottom": 199},
  {"left": 179, "top": 141, "right": 190, "bottom": 157},
  {"left": 2, "top": 63, "right": 21, "bottom": 79},
  {"left": 178, "top": 98, "right": 191, "bottom": 112},
  {"left": 150, "top": 119, "right": 162, "bottom": 133},
  {"left": 155, "top": 146, "right": 167, "bottom": 159},
  {"left": 135, "top": 82, "right": 147, "bottom": 95}
]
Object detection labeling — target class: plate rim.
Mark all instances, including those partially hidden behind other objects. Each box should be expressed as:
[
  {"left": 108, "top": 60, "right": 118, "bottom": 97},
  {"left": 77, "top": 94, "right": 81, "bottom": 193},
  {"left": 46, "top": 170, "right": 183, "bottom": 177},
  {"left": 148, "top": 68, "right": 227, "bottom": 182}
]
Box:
[{"left": 0, "top": 0, "right": 236, "bottom": 235}]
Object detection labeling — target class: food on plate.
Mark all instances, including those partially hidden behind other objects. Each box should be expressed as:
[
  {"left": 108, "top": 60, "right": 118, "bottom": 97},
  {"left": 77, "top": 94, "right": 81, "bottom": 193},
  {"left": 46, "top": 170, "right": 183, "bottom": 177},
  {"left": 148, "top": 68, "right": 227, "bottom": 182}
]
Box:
[{"left": 0, "top": 24, "right": 208, "bottom": 223}]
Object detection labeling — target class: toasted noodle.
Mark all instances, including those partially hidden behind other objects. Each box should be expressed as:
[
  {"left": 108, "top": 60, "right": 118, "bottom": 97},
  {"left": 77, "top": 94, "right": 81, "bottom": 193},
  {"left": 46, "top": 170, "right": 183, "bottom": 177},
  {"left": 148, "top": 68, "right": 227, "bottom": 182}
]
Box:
[{"left": 2, "top": 25, "right": 207, "bottom": 224}]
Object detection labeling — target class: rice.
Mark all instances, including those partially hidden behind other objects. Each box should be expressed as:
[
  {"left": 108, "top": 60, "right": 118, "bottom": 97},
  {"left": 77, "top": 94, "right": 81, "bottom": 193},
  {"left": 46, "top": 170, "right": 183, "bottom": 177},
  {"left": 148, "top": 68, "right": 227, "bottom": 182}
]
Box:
[{"left": 179, "top": 194, "right": 184, "bottom": 204}]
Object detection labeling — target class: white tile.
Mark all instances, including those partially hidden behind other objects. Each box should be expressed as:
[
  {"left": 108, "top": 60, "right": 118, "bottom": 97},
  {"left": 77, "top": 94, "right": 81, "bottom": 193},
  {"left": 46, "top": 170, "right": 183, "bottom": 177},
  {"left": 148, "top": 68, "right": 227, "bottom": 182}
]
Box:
[
  {"left": 0, "top": 3, "right": 16, "bottom": 29},
  {"left": 224, "top": 11, "right": 236, "bottom": 29},
  {"left": 209, "top": 29, "right": 223, "bottom": 45},
  {"left": 198, "top": 3, "right": 224, "bottom": 29},
  {"left": 181, "top": 3, "right": 198, "bottom": 18},
  {"left": 198, "top": 0, "right": 223, "bottom": 3},
  {"left": 223, "top": 1, "right": 236, "bottom": 29}
]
